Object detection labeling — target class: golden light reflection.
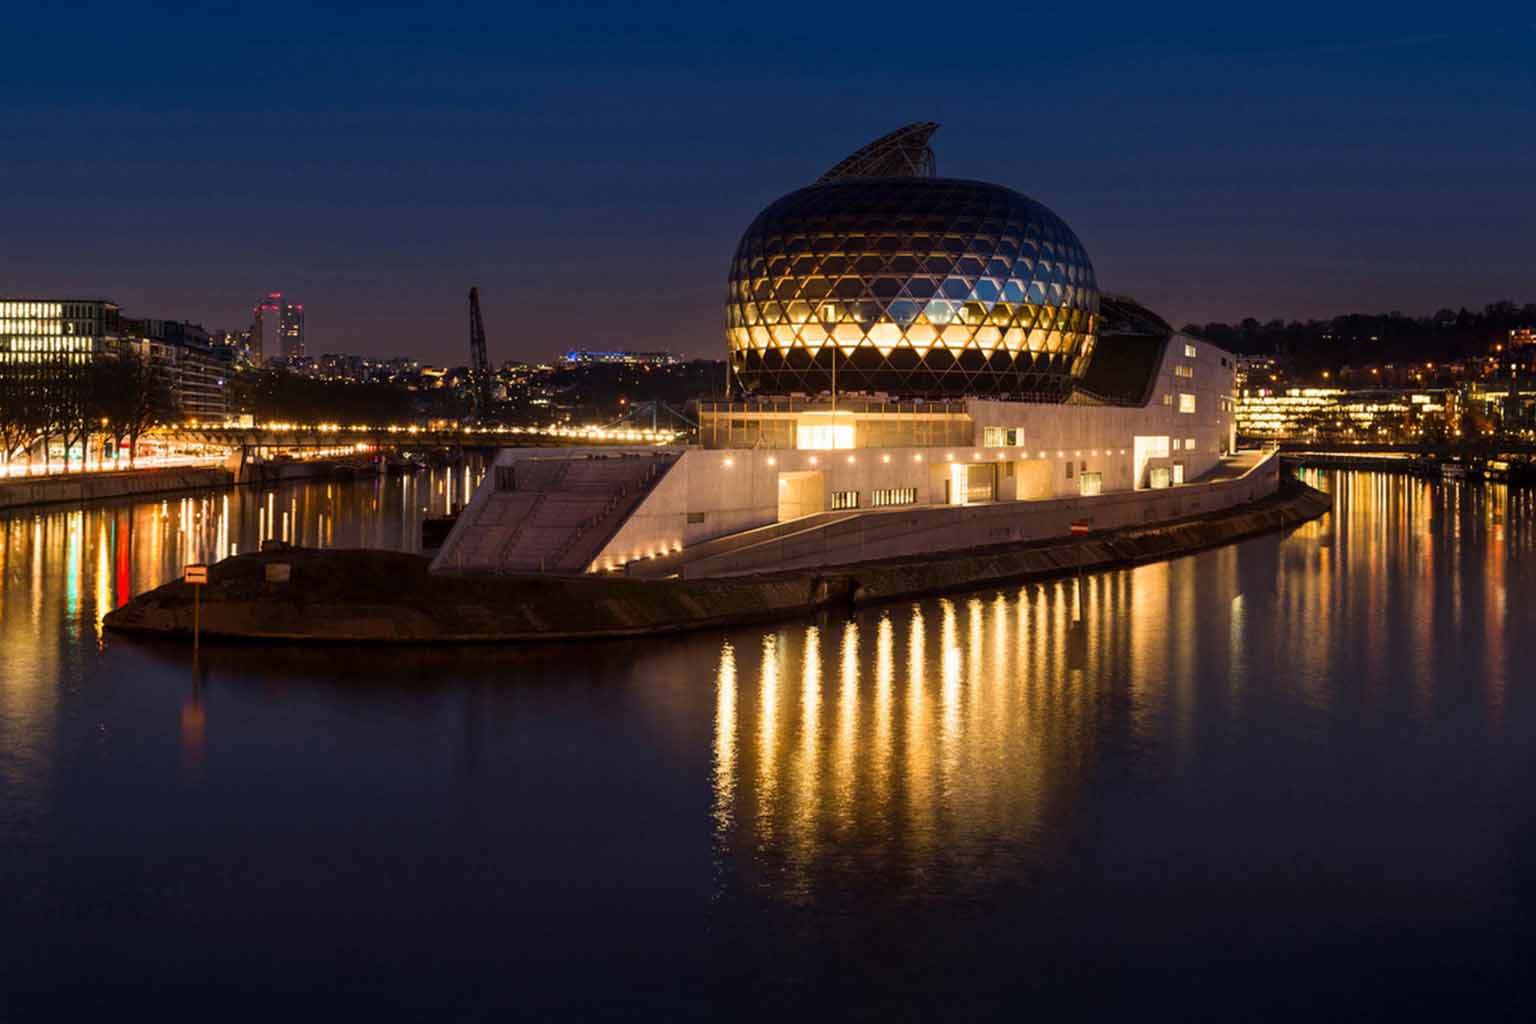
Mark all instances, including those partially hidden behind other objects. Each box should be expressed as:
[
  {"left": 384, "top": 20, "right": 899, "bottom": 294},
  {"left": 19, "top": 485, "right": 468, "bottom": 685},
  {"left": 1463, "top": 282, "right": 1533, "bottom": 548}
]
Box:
[
  {"left": 706, "top": 469, "right": 1533, "bottom": 896},
  {"left": 713, "top": 640, "right": 737, "bottom": 837}
]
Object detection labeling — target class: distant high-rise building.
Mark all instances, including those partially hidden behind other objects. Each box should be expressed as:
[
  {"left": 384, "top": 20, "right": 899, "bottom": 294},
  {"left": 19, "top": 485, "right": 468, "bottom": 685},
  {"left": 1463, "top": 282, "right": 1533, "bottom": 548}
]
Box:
[
  {"left": 280, "top": 300, "right": 304, "bottom": 359},
  {"left": 251, "top": 292, "right": 304, "bottom": 364}
]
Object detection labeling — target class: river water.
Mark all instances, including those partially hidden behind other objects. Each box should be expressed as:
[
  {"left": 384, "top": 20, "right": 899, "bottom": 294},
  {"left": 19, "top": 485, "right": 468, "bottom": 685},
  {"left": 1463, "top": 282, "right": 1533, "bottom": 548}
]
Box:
[{"left": 3, "top": 467, "right": 1534, "bottom": 1019}]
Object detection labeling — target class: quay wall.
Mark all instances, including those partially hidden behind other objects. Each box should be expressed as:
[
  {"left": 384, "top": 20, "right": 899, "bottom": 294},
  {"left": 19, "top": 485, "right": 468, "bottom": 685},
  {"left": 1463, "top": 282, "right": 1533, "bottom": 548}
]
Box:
[
  {"left": 0, "top": 456, "right": 386, "bottom": 513},
  {"left": 102, "top": 477, "right": 1329, "bottom": 645},
  {"left": 0, "top": 467, "right": 233, "bottom": 511}
]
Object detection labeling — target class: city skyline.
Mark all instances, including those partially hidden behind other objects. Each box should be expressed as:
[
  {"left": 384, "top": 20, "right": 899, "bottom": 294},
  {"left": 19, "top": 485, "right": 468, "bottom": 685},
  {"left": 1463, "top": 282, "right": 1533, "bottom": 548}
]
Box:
[{"left": 4, "top": 4, "right": 1533, "bottom": 364}]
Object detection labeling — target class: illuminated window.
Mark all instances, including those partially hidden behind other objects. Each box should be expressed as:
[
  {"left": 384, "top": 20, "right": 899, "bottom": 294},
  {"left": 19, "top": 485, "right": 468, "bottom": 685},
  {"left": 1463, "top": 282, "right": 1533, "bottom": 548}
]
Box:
[
  {"left": 831, "top": 490, "right": 859, "bottom": 510},
  {"left": 1174, "top": 364, "right": 1194, "bottom": 378},
  {"left": 1078, "top": 471, "right": 1102, "bottom": 496},
  {"left": 1186, "top": 437, "right": 1196, "bottom": 449},
  {"left": 1184, "top": 343, "right": 1197, "bottom": 358},
  {"left": 871, "top": 488, "right": 917, "bottom": 507},
  {"left": 1179, "top": 393, "right": 1196, "bottom": 414}
]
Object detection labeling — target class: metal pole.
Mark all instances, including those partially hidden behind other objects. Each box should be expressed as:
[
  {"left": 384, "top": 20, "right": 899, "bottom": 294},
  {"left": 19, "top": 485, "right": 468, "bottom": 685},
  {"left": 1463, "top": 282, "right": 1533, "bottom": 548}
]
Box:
[
  {"left": 831, "top": 343, "right": 837, "bottom": 416},
  {"left": 192, "top": 583, "right": 201, "bottom": 659}
]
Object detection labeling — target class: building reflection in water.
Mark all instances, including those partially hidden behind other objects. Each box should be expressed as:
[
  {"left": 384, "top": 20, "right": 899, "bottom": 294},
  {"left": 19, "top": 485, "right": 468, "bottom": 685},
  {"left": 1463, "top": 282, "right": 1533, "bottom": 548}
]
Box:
[
  {"left": 709, "top": 469, "right": 1532, "bottom": 900},
  {"left": 0, "top": 460, "right": 484, "bottom": 797}
]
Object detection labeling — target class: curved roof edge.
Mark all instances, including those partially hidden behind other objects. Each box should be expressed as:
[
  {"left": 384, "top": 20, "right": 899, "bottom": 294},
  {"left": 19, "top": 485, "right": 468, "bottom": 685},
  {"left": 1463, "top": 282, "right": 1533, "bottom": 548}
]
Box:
[
  {"left": 1072, "top": 295, "right": 1175, "bottom": 407},
  {"left": 817, "top": 122, "right": 939, "bottom": 182}
]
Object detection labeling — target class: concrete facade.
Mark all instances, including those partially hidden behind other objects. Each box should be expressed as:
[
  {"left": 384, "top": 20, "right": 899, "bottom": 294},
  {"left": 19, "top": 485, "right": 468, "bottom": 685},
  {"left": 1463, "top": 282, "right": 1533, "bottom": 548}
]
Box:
[
  {"left": 586, "top": 332, "right": 1240, "bottom": 572},
  {"left": 440, "top": 334, "right": 1264, "bottom": 578}
]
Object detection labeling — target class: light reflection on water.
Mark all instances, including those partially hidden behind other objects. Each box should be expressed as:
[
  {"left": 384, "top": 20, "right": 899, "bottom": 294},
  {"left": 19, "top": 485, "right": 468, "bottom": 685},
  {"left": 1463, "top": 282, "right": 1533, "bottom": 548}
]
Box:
[
  {"left": 704, "top": 469, "right": 1535, "bottom": 908},
  {"left": 0, "top": 460, "right": 483, "bottom": 815},
  {"left": 3, "top": 467, "right": 1536, "bottom": 1017}
]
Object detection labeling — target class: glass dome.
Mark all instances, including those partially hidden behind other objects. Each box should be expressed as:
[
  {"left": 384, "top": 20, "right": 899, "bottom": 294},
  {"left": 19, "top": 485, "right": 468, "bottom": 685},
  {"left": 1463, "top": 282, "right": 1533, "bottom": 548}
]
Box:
[{"left": 726, "top": 176, "right": 1099, "bottom": 400}]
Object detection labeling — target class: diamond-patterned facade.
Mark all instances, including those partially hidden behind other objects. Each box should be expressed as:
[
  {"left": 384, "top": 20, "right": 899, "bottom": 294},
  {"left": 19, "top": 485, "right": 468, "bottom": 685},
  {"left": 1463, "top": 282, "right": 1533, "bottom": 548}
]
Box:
[{"left": 727, "top": 177, "right": 1099, "bottom": 401}]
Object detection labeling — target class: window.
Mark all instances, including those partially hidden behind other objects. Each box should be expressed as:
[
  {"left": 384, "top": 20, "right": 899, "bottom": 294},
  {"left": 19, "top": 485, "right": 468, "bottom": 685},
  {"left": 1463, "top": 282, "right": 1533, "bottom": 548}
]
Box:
[
  {"left": 1172, "top": 463, "right": 1185, "bottom": 485},
  {"left": 1179, "top": 393, "right": 1197, "bottom": 414},
  {"left": 1174, "top": 364, "right": 1194, "bottom": 378},
  {"left": 1079, "top": 471, "right": 1103, "bottom": 496},
  {"left": 1064, "top": 460, "right": 1074, "bottom": 479},
  {"left": 1149, "top": 467, "right": 1171, "bottom": 489},
  {"left": 1184, "top": 342, "right": 1197, "bottom": 358},
  {"left": 831, "top": 490, "right": 859, "bottom": 510},
  {"left": 982, "top": 426, "right": 1024, "bottom": 447},
  {"left": 1186, "top": 437, "right": 1196, "bottom": 449},
  {"left": 871, "top": 487, "right": 917, "bottom": 507},
  {"left": 686, "top": 511, "right": 706, "bottom": 524},
  {"left": 1162, "top": 393, "right": 1173, "bottom": 406}
]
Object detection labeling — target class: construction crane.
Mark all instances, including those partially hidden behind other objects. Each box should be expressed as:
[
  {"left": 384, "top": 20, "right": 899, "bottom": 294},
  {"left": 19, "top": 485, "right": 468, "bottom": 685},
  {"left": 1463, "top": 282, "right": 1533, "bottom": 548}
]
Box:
[{"left": 467, "top": 286, "right": 491, "bottom": 419}]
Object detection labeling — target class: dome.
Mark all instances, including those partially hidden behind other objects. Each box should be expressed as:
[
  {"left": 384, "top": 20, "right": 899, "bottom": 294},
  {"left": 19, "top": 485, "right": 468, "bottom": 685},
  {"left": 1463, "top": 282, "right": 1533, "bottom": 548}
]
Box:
[{"left": 726, "top": 166, "right": 1099, "bottom": 400}]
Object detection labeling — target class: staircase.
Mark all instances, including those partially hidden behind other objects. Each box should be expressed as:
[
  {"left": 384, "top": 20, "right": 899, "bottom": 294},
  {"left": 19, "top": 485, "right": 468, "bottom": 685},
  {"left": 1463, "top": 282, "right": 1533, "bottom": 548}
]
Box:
[{"left": 435, "top": 453, "right": 679, "bottom": 575}]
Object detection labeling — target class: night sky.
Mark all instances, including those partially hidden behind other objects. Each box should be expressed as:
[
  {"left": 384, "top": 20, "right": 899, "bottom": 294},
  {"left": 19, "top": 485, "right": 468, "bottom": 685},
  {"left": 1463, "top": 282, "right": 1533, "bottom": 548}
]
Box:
[{"left": 4, "top": 3, "right": 1532, "bottom": 365}]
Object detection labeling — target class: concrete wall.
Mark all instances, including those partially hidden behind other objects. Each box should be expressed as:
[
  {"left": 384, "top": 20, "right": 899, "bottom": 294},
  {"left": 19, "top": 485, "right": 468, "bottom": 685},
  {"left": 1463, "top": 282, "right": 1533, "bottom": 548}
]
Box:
[
  {"left": 591, "top": 377, "right": 1236, "bottom": 573},
  {"left": 678, "top": 451, "right": 1280, "bottom": 578},
  {"left": 0, "top": 467, "right": 233, "bottom": 511}
]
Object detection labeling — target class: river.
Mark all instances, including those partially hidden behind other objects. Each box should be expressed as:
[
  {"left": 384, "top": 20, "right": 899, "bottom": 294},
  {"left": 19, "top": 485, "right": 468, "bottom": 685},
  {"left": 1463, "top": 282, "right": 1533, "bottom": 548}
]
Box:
[{"left": 2, "top": 467, "right": 1534, "bottom": 1019}]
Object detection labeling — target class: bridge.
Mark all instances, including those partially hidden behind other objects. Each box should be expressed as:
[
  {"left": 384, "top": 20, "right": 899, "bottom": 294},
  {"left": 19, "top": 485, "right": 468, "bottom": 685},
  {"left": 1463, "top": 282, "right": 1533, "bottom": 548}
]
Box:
[{"left": 152, "top": 422, "right": 685, "bottom": 451}]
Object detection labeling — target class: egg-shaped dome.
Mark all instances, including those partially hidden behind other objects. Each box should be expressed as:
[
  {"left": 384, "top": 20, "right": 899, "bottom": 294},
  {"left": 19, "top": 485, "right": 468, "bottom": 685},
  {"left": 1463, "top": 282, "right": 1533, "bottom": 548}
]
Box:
[{"left": 726, "top": 175, "right": 1099, "bottom": 400}]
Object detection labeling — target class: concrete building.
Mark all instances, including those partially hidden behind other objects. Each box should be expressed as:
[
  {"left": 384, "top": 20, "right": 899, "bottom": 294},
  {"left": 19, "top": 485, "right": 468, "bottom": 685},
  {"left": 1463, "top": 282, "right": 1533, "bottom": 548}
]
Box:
[
  {"left": 433, "top": 124, "right": 1277, "bottom": 579},
  {"left": 127, "top": 319, "right": 231, "bottom": 420}
]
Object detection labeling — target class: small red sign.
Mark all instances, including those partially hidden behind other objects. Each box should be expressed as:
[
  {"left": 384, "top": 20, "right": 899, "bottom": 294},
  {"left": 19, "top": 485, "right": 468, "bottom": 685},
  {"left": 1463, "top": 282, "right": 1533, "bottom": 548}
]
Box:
[{"left": 1069, "top": 522, "right": 1091, "bottom": 536}]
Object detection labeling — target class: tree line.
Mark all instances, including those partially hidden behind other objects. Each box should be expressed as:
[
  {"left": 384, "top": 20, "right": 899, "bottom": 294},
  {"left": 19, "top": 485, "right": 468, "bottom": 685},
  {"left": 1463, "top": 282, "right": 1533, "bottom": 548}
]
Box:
[
  {"left": 1184, "top": 301, "right": 1536, "bottom": 376},
  {"left": 0, "top": 354, "right": 170, "bottom": 473}
]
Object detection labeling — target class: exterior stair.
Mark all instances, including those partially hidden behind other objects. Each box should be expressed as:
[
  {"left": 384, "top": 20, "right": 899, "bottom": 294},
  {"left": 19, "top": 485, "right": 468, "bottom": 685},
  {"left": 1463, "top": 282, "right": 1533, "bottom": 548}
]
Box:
[{"left": 433, "top": 452, "right": 679, "bottom": 575}]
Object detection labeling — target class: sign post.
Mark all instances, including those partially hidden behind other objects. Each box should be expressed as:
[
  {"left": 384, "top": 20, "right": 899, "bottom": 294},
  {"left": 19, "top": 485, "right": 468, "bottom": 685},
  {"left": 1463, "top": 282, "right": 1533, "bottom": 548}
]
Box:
[{"left": 184, "top": 564, "right": 208, "bottom": 656}]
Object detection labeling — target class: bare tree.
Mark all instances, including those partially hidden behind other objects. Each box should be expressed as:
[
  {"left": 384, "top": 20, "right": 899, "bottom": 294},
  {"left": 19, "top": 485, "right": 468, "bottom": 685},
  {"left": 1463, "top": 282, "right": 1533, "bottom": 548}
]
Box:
[
  {"left": 0, "top": 379, "right": 27, "bottom": 472},
  {"left": 95, "top": 352, "right": 169, "bottom": 468}
]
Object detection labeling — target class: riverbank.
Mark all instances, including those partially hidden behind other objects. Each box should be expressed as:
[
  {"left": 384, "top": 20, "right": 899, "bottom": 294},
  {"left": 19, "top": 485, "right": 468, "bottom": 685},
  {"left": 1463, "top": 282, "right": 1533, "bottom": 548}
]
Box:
[
  {"left": 0, "top": 466, "right": 234, "bottom": 511},
  {"left": 1282, "top": 451, "right": 1536, "bottom": 485},
  {"left": 103, "top": 476, "right": 1331, "bottom": 644},
  {"left": 0, "top": 456, "right": 390, "bottom": 513}
]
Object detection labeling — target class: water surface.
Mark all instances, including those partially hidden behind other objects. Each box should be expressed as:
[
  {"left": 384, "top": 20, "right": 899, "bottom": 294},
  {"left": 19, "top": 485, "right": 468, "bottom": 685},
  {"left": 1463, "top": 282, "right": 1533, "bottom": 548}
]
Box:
[{"left": 3, "top": 468, "right": 1534, "bottom": 1019}]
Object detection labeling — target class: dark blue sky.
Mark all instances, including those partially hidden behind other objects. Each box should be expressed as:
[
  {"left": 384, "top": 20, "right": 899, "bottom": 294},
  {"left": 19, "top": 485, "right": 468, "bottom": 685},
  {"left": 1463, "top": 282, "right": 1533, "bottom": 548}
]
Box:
[{"left": 4, "top": 2, "right": 1532, "bottom": 364}]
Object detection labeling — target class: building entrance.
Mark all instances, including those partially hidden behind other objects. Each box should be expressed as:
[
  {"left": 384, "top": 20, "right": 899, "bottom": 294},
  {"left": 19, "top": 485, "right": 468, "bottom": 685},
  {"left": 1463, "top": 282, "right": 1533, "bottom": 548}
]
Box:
[{"left": 777, "top": 471, "right": 825, "bottom": 521}]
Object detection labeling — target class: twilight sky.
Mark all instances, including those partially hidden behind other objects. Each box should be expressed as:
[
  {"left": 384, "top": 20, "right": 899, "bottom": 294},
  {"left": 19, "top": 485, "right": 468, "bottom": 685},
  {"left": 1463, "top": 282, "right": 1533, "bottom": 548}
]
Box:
[{"left": 3, "top": 2, "right": 1533, "bottom": 365}]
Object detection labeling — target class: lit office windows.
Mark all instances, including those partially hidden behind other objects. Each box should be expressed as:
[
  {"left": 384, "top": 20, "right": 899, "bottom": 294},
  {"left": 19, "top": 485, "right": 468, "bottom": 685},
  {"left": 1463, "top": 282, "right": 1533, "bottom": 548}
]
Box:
[{"left": 1179, "top": 393, "right": 1196, "bottom": 414}]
